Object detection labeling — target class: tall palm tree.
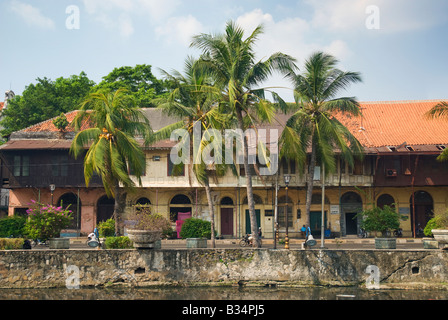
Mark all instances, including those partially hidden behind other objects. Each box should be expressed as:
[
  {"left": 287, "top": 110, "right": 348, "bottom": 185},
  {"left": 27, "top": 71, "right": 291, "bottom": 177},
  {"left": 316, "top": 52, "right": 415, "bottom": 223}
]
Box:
[
  {"left": 152, "top": 56, "right": 230, "bottom": 248},
  {"left": 280, "top": 51, "right": 364, "bottom": 230},
  {"left": 425, "top": 101, "right": 448, "bottom": 161},
  {"left": 190, "top": 21, "right": 297, "bottom": 247},
  {"left": 70, "top": 89, "right": 152, "bottom": 235}
]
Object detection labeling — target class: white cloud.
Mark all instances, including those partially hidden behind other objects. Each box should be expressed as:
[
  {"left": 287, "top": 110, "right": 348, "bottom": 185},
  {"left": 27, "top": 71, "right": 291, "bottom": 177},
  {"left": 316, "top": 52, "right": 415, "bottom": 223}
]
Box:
[
  {"left": 81, "top": 0, "right": 183, "bottom": 38},
  {"left": 305, "top": 0, "right": 448, "bottom": 33},
  {"left": 235, "top": 9, "right": 351, "bottom": 63},
  {"left": 10, "top": 0, "right": 55, "bottom": 29},
  {"left": 155, "top": 15, "right": 204, "bottom": 46},
  {"left": 118, "top": 14, "right": 135, "bottom": 37},
  {"left": 137, "top": 0, "right": 181, "bottom": 24}
]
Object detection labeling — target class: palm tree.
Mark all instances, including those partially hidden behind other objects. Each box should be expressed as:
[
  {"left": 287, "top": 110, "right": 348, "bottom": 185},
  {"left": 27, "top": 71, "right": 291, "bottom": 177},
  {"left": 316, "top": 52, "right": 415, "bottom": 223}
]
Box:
[
  {"left": 280, "top": 51, "right": 364, "bottom": 230},
  {"left": 190, "top": 21, "right": 297, "bottom": 247},
  {"left": 425, "top": 101, "right": 448, "bottom": 161},
  {"left": 70, "top": 89, "right": 152, "bottom": 235},
  {"left": 152, "top": 57, "right": 230, "bottom": 248}
]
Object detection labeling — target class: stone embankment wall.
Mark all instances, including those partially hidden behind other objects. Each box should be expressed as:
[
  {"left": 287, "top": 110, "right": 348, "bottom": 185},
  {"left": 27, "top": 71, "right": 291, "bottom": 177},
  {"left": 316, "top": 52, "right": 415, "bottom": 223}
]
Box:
[{"left": 0, "top": 249, "right": 447, "bottom": 289}]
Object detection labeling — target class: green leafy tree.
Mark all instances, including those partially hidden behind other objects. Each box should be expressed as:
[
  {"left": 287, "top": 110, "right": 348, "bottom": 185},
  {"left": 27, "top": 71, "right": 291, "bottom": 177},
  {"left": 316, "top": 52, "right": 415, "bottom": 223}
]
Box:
[
  {"left": 0, "top": 72, "right": 95, "bottom": 136},
  {"left": 95, "top": 64, "right": 170, "bottom": 108},
  {"left": 190, "top": 21, "right": 297, "bottom": 247},
  {"left": 280, "top": 52, "right": 364, "bottom": 228},
  {"left": 70, "top": 89, "right": 152, "bottom": 235}
]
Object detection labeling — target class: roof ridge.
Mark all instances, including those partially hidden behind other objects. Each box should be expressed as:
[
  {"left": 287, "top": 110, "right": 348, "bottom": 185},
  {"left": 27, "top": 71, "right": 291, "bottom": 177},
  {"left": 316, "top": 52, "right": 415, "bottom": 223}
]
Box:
[{"left": 360, "top": 99, "right": 448, "bottom": 104}]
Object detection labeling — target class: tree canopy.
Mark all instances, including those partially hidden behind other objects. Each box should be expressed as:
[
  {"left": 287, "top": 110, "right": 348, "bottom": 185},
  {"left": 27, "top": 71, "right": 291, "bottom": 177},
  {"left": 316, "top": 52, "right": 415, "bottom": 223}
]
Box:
[
  {"left": 0, "top": 72, "right": 95, "bottom": 137},
  {"left": 0, "top": 65, "right": 170, "bottom": 137}
]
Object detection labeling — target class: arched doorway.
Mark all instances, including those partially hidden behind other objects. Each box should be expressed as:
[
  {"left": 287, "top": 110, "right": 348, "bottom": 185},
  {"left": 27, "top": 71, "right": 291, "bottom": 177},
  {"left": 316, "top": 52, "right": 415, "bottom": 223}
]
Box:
[
  {"left": 410, "top": 191, "right": 433, "bottom": 237},
  {"left": 220, "top": 197, "right": 234, "bottom": 237},
  {"left": 340, "top": 192, "right": 363, "bottom": 236},
  {"left": 57, "top": 192, "right": 81, "bottom": 230},
  {"left": 170, "top": 194, "right": 192, "bottom": 238},
  {"left": 97, "top": 195, "right": 115, "bottom": 223}
]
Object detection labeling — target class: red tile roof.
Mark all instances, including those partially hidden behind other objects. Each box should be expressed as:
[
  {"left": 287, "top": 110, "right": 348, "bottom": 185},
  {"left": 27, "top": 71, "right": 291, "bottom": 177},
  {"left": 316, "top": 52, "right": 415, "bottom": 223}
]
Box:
[
  {"left": 0, "top": 102, "right": 4, "bottom": 112},
  {"left": 336, "top": 100, "right": 448, "bottom": 151},
  {"left": 4, "top": 100, "right": 448, "bottom": 153},
  {"left": 21, "top": 110, "right": 89, "bottom": 133}
]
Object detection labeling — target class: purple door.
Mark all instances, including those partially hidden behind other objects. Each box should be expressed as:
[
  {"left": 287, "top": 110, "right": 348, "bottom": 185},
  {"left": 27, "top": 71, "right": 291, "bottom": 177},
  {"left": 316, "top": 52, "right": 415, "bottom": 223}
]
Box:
[{"left": 176, "top": 212, "right": 191, "bottom": 238}]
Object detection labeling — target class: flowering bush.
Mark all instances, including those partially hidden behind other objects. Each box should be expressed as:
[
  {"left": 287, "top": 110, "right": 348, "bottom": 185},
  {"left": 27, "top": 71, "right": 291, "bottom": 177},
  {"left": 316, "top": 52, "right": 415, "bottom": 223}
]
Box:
[{"left": 24, "top": 200, "right": 73, "bottom": 241}]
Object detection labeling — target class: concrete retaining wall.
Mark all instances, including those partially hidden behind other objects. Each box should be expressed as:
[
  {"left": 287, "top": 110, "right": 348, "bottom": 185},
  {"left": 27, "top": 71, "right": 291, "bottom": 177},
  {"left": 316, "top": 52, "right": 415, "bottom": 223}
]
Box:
[{"left": 0, "top": 249, "right": 447, "bottom": 289}]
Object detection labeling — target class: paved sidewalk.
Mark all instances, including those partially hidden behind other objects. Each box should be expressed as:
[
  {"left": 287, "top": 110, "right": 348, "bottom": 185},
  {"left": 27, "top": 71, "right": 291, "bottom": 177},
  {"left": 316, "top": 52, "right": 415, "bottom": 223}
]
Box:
[{"left": 28, "top": 236, "right": 426, "bottom": 250}]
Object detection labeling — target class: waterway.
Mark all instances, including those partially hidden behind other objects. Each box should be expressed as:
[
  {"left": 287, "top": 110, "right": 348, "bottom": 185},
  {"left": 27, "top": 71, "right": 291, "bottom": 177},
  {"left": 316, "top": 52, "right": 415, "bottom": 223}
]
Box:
[{"left": 0, "top": 286, "right": 447, "bottom": 300}]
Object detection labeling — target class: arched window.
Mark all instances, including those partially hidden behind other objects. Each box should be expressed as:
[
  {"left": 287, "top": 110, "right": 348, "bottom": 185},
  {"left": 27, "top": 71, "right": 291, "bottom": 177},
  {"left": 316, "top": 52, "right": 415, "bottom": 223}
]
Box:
[
  {"left": 243, "top": 194, "right": 263, "bottom": 205},
  {"left": 136, "top": 197, "right": 151, "bottom": 205},
  {"left": 220, "top": 197, "right": 234, "bottom": 205},
  {"left": 311, "top": 193, "right": 330, "bottom": 204},
  {"left": 377, "top": 194, "right": 395, "bottom": 209},
  {"left": 170, "top": 194, "right": 191, "bottom": 204}
]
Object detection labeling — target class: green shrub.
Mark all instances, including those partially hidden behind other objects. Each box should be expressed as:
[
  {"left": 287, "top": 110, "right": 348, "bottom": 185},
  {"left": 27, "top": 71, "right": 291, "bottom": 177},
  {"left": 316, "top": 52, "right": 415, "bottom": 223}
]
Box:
[
  {"left": 357, "top": 205, "right": 403, "bottom": 237},
  {"left": 179, "top": 218, "right": 214, "bottom": 239},
  {"left": 0, "top": 238, "right": 25, "bottom": 250},
  {"left": 0, "top": 216, "right": 27, "bottom": 238},
  {"left": 97, "top": 219, "right": 116, "bottom": 237},
  {"left": 105, "top": 236, "right": 133, "bottom": 249},
  {"left": 424, "top": 218, "right": 439, "bottom": 237}
]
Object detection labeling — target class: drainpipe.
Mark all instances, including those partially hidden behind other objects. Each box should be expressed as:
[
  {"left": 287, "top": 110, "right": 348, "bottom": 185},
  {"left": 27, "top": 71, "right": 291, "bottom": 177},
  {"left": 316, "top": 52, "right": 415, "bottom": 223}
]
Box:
[{"left": 77, "top": 188, "right": 80, "bottom": 236}]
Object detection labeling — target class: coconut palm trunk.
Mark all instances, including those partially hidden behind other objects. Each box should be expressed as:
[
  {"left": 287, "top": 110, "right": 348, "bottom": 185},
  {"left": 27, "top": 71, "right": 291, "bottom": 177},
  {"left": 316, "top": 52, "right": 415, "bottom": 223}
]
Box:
[
  {"left": 236, "top": 106, "right": 259, "bottom": 246},
  {"left": 204, "top": 178, "right": 216, "bottom": 248},
  {"left": 304, "top": 141, "right": 317, "bottom": 228}
]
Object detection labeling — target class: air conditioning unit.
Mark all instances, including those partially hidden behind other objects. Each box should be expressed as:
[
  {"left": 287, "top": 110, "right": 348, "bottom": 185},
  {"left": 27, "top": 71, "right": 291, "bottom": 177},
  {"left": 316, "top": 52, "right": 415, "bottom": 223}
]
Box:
[{"left": 386, "top": 169, "right": 397, "bottom": 177}]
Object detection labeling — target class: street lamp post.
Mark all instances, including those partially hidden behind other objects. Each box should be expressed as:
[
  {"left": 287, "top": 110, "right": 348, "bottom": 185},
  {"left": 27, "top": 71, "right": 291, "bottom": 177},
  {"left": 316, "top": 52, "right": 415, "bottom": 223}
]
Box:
[
  {"left": 284, "top": 175, "right": 291, "bottom": 249},
  {"left": 50, "top": 184, "right": 55, "bottom": 205}
]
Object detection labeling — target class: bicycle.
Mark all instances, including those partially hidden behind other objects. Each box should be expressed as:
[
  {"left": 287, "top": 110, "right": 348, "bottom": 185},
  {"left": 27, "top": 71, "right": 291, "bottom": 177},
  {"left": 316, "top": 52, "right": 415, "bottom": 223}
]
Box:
[
  {"left": 358, "top": 228, "right": 368, "bottom": 238},
  {"left": 239, "top": 234, "right": 262, "bottom": 247},
  {"left": 393, "top": 228, "right": 403, "bottom": 237}
]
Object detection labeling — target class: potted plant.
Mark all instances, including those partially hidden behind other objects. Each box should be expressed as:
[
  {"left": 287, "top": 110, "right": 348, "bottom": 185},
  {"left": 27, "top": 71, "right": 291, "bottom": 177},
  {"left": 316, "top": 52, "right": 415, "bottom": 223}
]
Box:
[
  {"left": 427, "top": 209, "right": 448, "bottom": 249},
  {"left": 179, "top": 218, "right": 215, "bottom": 248},
  {"left": 125, "top": 207, "right": 172, "bottom": 249},
  {"left": 357, "top": 205, "right": 403, "bottom": 249},
  {"left": 24, "top": 200, "right": 73, "bottom": 249}
]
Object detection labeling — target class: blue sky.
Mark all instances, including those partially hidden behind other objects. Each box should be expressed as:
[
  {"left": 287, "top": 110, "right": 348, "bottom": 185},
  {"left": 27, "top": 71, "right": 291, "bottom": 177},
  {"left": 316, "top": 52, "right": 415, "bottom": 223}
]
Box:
[{"left": 1, "top": 0, "right": 447, "bottom": 103}]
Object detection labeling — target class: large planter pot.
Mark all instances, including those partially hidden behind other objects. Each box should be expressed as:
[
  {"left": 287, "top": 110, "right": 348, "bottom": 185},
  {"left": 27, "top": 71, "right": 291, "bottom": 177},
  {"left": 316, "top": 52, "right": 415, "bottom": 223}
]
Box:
[
  {"left": 48, "top": 237, "right": 70, "bottom": 249},
  {"left": 423, "top": 238, "right": 439, "bottom": 249},
  {"left": 375, "top": 238, "right": 396, "bottom": 249},
  {"left": 432, "top": 229, "right": 448, "bottom": 243},
  {"left": 186, "top": 238, "right": 207, "bottom": 248},
  {"left": 432, "top": 229, "right": 448, "bottom": 249},
  {"left": 127, "top": 229, "right": 162, "bottom": 249}
]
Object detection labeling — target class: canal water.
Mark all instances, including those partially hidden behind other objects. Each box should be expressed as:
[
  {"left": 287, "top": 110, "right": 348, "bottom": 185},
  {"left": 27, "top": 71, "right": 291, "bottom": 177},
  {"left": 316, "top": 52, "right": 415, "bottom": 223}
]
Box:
[{"left": 0, "top": 286, "right": 447, "bottom": 300}]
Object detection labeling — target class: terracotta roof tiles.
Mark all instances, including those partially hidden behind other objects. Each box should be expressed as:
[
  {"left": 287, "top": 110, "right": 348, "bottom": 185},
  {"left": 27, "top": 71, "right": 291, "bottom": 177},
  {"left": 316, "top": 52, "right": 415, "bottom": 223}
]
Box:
[{"left": 336, "top": 100, "right": 448, "bottom": 149}]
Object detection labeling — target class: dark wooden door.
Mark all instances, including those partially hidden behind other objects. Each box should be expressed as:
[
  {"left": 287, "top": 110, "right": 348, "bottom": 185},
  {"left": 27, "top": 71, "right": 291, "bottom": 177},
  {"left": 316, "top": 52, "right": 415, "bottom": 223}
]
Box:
[{"left": 220, "top": 208, "right": 233, "bottom": 236}]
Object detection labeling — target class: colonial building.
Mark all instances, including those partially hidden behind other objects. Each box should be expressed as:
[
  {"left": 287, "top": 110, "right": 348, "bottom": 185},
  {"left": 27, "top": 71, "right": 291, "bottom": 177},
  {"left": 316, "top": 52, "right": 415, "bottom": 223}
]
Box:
[{"left": 0, "top": 100, "right": 447, "bottom": 238}]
